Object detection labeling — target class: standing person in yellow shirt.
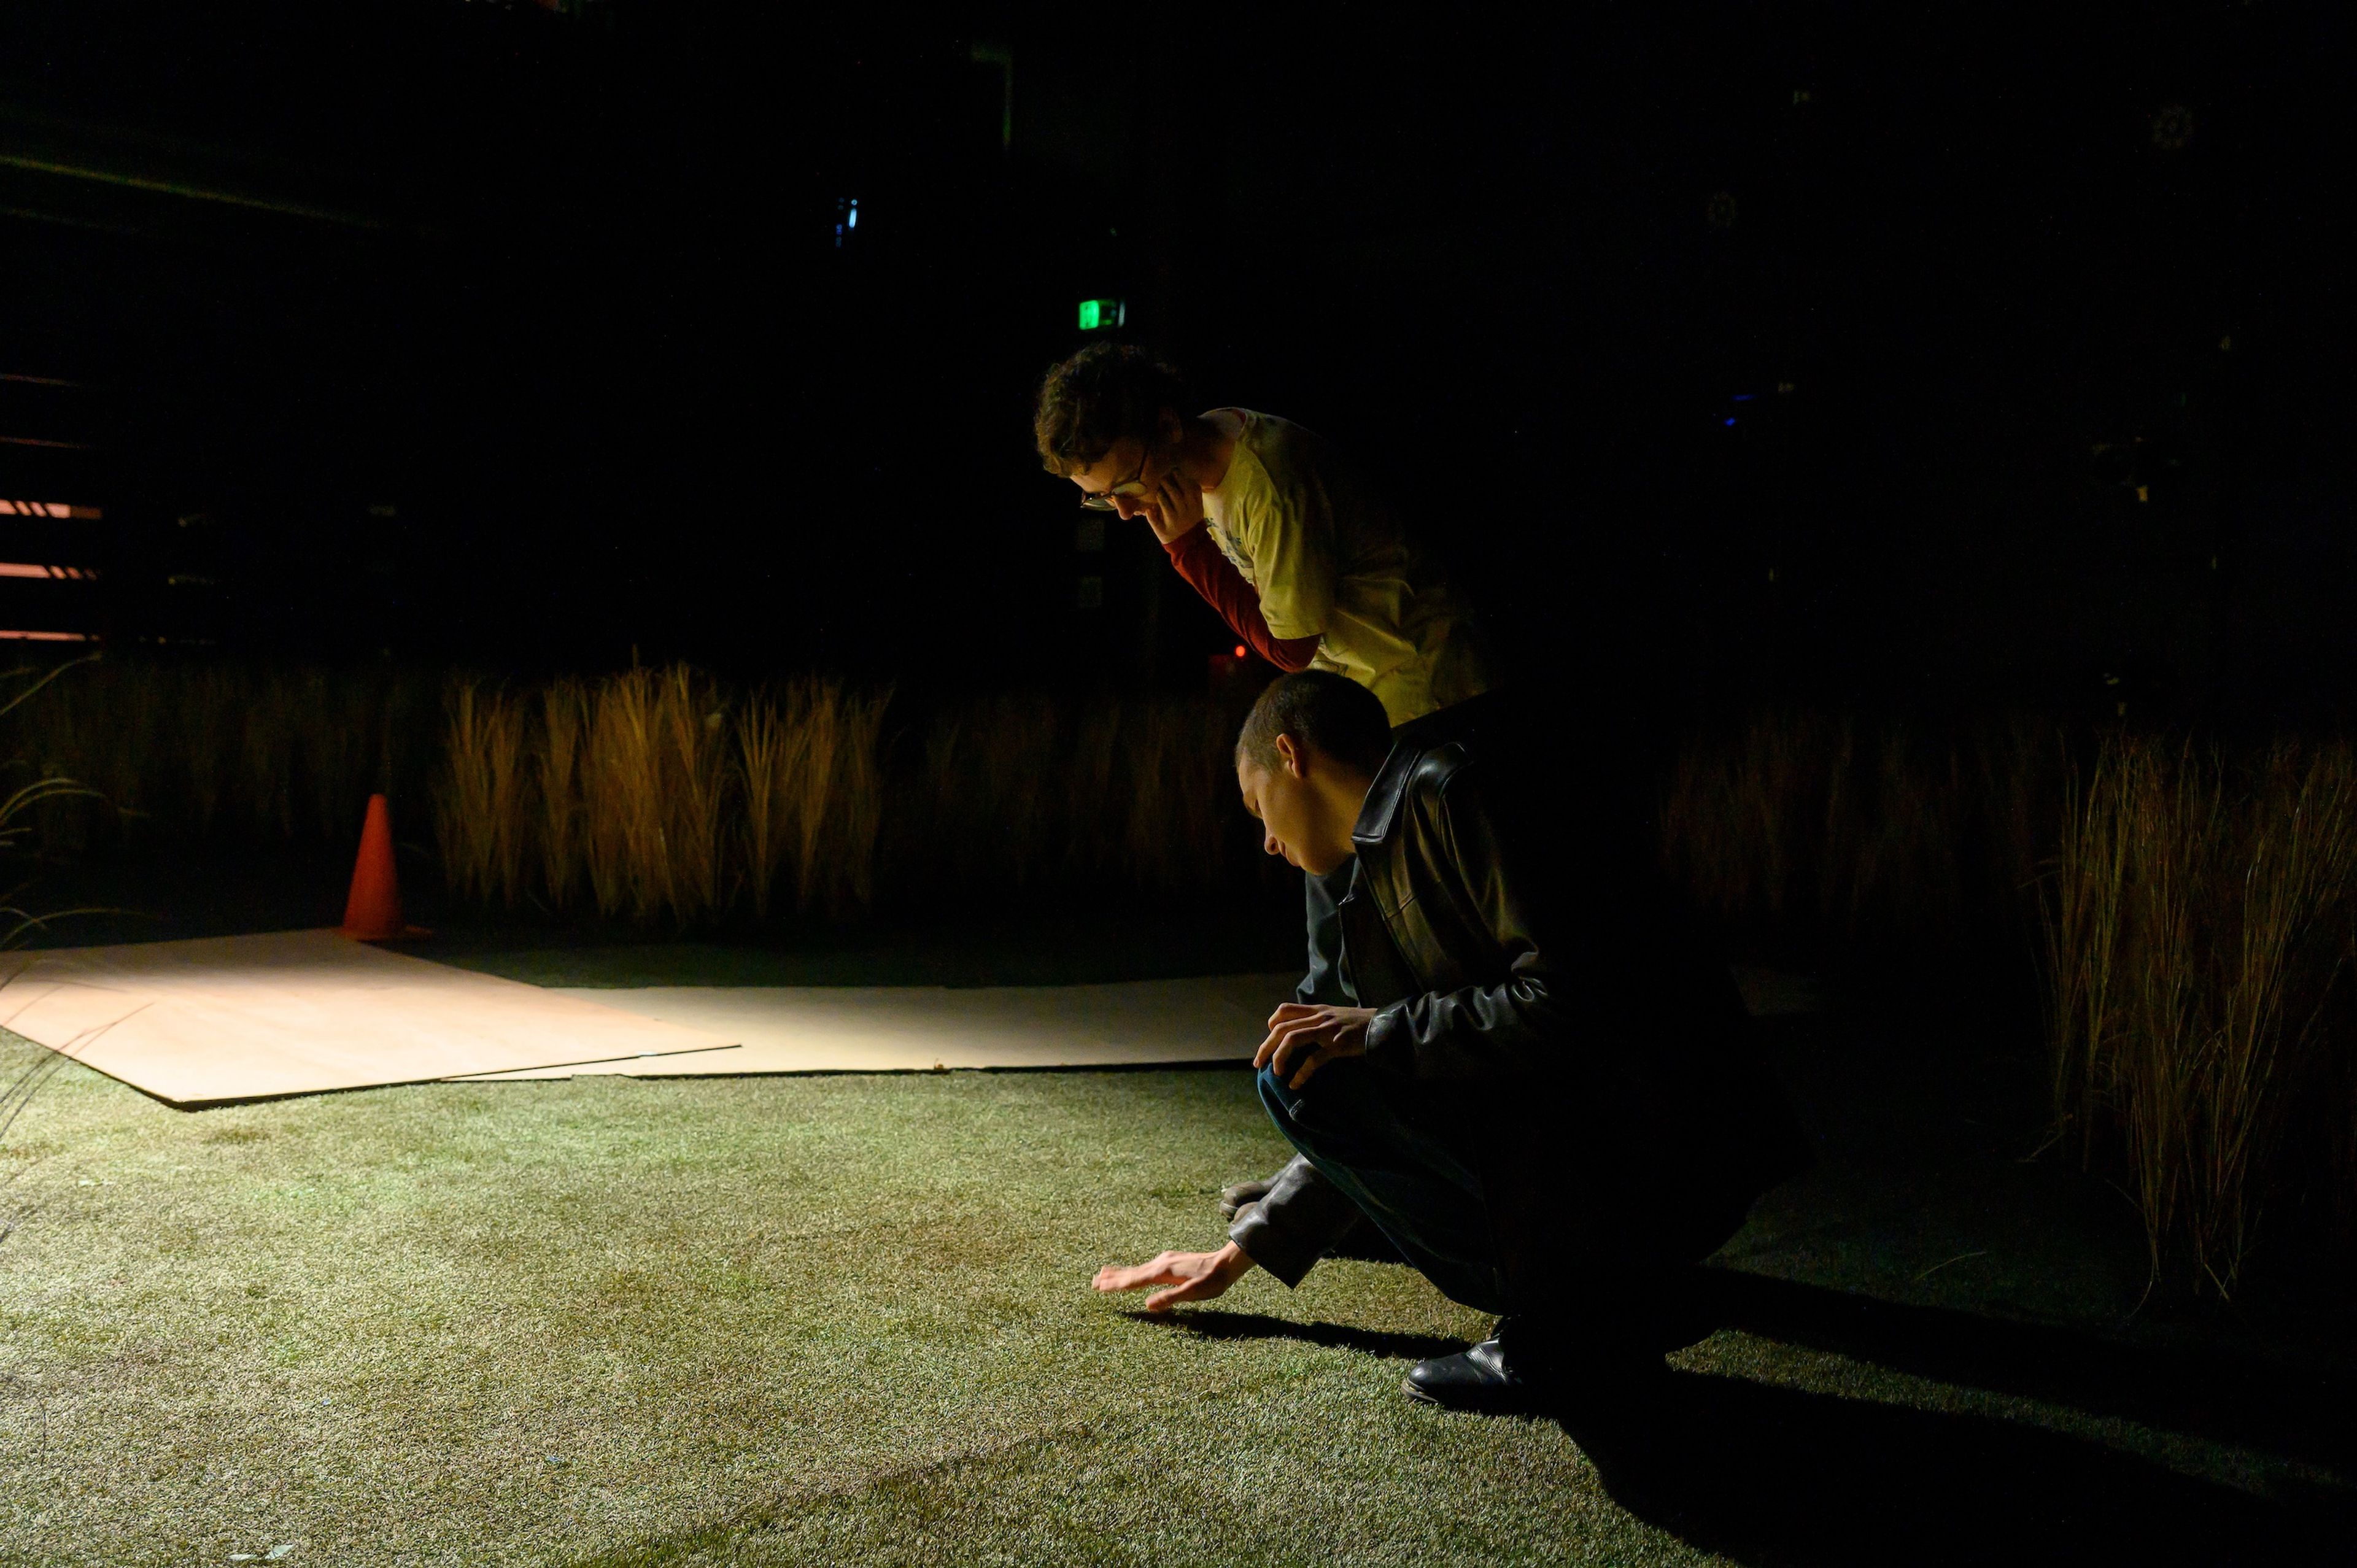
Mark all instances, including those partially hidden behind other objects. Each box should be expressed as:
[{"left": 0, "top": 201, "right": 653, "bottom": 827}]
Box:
[
  {"left": 1034, "top": 341, "right": 1500, "bottom": 1256},
  {"left": 1035, "top": 343, "right": 1493, "bottom": 730}
]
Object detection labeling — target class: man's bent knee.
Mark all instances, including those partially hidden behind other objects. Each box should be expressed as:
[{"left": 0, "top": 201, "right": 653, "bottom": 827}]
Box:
[
  {"left": 1255, "top": 1063, "right": 1301, "bottom": 1120},
  {"left": 1256, "top": 1058, "right": 1371, "bottom": 1127},
  {"left": 1257, "top": 1057, "right": 1411, "bottom": 1154}
]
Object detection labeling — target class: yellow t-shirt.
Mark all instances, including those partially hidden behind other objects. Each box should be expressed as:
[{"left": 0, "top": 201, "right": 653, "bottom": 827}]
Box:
[{"left": 1201, "top": 409, "right": 1490, "bottom": 727}]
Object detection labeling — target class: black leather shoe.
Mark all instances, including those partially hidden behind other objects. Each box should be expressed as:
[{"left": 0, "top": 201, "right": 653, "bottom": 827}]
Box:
[
  {"left": 1402, "top": 1338, "right": 1550, "bottom": 1415},
  {"left": 1407, "top": 1321, "right": 1668, "bottom": 1415}
]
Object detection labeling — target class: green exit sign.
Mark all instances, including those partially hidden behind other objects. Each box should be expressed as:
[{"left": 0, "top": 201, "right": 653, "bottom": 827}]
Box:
[{"left": 1078, "top": 298, "right": 1125, "bottom": 331}]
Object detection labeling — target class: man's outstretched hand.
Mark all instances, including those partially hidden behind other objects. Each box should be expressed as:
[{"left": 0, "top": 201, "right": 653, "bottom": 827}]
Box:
[{"left": 1093, "top": 1241, "right": 1256, "bottom": 1313}]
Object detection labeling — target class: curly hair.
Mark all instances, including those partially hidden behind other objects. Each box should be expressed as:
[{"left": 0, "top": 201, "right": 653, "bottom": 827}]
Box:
[{"left": 1032, "top": 342, "right": 1193, "bottom": 475}]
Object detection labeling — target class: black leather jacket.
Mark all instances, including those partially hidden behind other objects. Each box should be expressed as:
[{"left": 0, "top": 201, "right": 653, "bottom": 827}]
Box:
[{"left": 1230, "top": 733, "right": 1806, "bottom": 1287}]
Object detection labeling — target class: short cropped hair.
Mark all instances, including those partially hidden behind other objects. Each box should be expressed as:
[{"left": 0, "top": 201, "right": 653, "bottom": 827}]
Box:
[
  {"left": 1236, "top": 671, "right": 1393, "bottom": 776},
  {"left": 1034, "top": 342, "right": 1191, "bottom": 475}
]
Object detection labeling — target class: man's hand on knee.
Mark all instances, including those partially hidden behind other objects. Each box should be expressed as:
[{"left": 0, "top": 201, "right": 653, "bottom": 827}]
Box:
[
  {"left": 1257, "top": 1003, "right": 1377, "bottom": 1088},
  {"left": 1092, "top": 1241, "right": 1256, "bottom": 1312}
]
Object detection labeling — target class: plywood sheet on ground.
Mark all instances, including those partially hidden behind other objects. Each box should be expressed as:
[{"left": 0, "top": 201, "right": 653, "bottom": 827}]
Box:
[
  {"left": 1, "top": 929, "right": 738, "bottom": 1106},
  {"left": 454, "top": 971, "right": 1299, "bottom": 1079}
]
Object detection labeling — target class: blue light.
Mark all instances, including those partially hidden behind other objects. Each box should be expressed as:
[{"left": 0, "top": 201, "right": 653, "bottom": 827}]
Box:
[
  {"left": 1723, "top": 417, "right": 1738, "bottom": 427},
  {"left": 1731, "top": 393, "right": 1755, "bottom": 401},
  {"left": 848, "top": 199, "right": 859, "bottom": 230}
]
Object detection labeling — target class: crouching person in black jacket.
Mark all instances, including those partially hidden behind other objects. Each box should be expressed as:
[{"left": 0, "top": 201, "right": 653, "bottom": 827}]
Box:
[{"left": 1094, "top": 671, "right": 1809, "bottom": 1413}]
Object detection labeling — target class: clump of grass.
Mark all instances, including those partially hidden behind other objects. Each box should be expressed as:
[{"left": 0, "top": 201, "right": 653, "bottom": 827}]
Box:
[
  {"left": 432, "top": 666, "right": 902, "bottom": 927},
  {"left": 582, "top": 666, "right": 668, "bottom": 921},
  {"left": 535, "top": 679, "right": 587, "bottom": 912},
  {"left": 824, "top": 684, "right": 892, "bottom": 918},
  {"left": 2, "top": 656, "right": 103, "bottom": 919},
  {"left": 2, "top": 659, "right": 107, "bottom": 1168},
  {"left": 1123, "top": 695, "right": 1232, "bottom": 895},
  {"left": 2042, "top": 733, "right": 2357, "bottom": 1296},
  {"left": 2, "top": 657, "right": 1259, "bottom": 930},
  {"left": 434, "top": 681, "right": 530, "bottom": 909},
  {"left": 1659, "top": 708, "right": 2052, "bottom": 953},
  {"left": 1061, "top": 697, "right": 1125, "bottom": 886},
  {"left": 10, "top": 652, "right": 167, "bottom": 859},
  {"left": 1666, "top": 709, "right": 2357, "bottom": 1294},
  {"left": 918, "top": 692, "right": 1060, "bottom": 892},
  {"left": 735, "top": 685, "right": 801, "bottom": 920},
  {"left": 786, "top": 676, "right": 842, "bottom": 918},
  {"left": 2045, "top": 741, "right": 2136, "bottom": 1175},
  {"left": 6, "top": 656, "right": 434, "bottom": 853},
  {"left": 657, "top": 665, "right": 729, "bottom": 924},
  {"left": 896, "top": 687, "right": 1253, "bottom": 905},
  {"left": 178, "top": 666, "right": 238, "bottom": 836},
  {"left": 301, "top": 666, "right": 382, "bottom": 841},
  {"left": 239, "top": 669, "right": 301, "bottom": 841}
]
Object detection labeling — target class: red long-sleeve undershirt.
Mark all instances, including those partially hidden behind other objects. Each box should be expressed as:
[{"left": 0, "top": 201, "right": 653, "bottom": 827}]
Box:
[{"left": 1164, "top": 526, "right": 1321, "bottom": 672}]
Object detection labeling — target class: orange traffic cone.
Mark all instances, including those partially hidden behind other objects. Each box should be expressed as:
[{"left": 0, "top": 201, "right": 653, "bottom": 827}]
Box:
[{"left": 339, "top": 794, "right": 425, "bottom": 940}]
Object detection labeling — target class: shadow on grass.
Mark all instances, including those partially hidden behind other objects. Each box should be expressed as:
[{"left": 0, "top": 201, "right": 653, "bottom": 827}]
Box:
[
  {"left": 1562, "top": 1368, "right": 2352, "bottom": 1567},
  {"left": 1705, "top": 1270, "right": 2357, "bottom": 1475},
  {"left": 1144, "top": 1280, "right": 2355, "bottom": 1563},
  {"left": 1129, "top": 1307, "right": 1468, "bottom": 1363}
]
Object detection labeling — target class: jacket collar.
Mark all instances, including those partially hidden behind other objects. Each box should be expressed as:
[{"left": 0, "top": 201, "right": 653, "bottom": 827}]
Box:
[{"left": 1351, "top": 739, "right": 1419, "bottom": 849}]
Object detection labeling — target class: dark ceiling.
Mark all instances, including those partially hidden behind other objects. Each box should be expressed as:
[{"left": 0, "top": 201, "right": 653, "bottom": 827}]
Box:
[{"left": 0, "top": 2, "right": 2348, "bottom": 725}]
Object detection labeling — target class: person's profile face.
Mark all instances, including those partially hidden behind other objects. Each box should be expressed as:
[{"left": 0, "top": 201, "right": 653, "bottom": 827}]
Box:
[
  {"left": 1069, "top": 438, "right": 1153, "bottom": 519},
  {"left": 1237, "top": 743, "right": 1345, "bottom": 876},
  {"left": 1066, "top": 414, "right": 1179, "bottom": 521}
]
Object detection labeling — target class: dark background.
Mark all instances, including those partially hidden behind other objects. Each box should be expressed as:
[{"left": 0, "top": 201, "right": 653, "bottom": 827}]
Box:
[{"left": 1, "top": 1, "right": 2348, "bottom": 727}]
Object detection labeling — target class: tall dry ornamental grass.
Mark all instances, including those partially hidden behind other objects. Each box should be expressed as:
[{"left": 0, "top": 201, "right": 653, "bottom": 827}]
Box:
[
  {"left": 9, "top": 655, "right": 435, "bottom": 853},
  {"left": 735, "top": 686, "right": 795, "bottom": 920},
  {"left": 535, "top": 680, "right": 587, "bottom": 911},
  {"left": 657, "top": 665, "right": 729, "bottom": 922},
  {"left": 826, "top": 685, "right": 893, "bottom": 916},
  {"left": 1666, "top": 708, "right": 2357, "bottom": 1293},
  {"left": 10, "top": 654, "right": 1252, "bottom": 919},
  {"left": 2042, "top": 735, "right": 2357, "bottom": 1296},
  {"left": 432, "top": 667, "right": 1254, "bottom": 928},
  {"left": 435, "top": 681, "right": 530, "bottom": 909},
  {"left": 581, "top": 668, "right": 671, "bottom": 922},
  {"left": 788, "top": 679, "right": 842, "bottom": 915},
  {"left": 892, "top": 688, "right": 1254, "bottom": 903},
  {"left": 432, "top": 665, "right": 918, "bottom": 927},
  {"left": 1659, "top": 709, "right": 2052, "bottom": 947}
]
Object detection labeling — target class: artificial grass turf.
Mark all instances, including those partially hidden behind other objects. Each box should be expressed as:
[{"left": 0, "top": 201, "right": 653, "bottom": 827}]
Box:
[{"left": 0, "top": 1032, "right": 2343, "bottom": 1566}]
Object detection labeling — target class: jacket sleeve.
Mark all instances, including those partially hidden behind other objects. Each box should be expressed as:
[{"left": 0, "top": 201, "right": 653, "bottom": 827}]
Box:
[
  {"left": 1358, "top": 765, "right": 1584, "bottom": 1081},
  {"left": 1226, "top": 1154, "right": 1362, "bottom": 1288}
]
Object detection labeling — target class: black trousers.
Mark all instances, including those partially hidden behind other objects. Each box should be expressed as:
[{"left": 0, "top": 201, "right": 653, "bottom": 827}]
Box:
[{"left": 1263, "top": 1051, "right": 1752, "bottom": 1337}]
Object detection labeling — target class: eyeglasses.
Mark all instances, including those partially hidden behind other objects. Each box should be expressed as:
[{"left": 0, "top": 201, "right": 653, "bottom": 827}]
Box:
[{"left": 1078, "top": 442, "right": 1156, "bottom": 512}]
